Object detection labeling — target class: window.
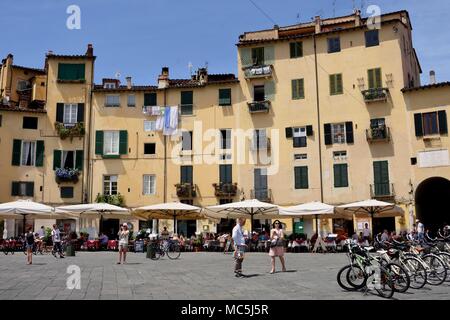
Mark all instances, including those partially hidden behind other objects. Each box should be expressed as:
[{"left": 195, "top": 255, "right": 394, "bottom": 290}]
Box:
[
  {"left": 220, "top": 129, "right": 231, "bottom": 150},
  {"left": 294, "top": 166, "right": 308, "bottom": 189},
  {"left": 17, "top": 80, "right": 30, "bottom": 91},
  {"left": 219, "top": 164, "right": 232, "bottom": 184},
  {"left": 292, "top": 79, "right": 305, "bottom": 99},
  {"left": 180, "top": 91, "right": 193, "bottom": 115},
  {"left": 371, "top": 118, "right": 385, "bottom": 128},
  {"left": 294, "top": 154, "right": 307, "bottom": 160},
  {"left": 103, "top": 175, "right": 118, "bottom": 195},
  {"left": 251, "top": 47, "right": 265, "bottom": 65},
  {"left": 60, "top": 187, "right": 74, "bottom": 198},
  {"left": 23, "top": 117, "right": 38, "bottom": 129},
  {"left": 368, "top": 68, "right": 382, "bottom": 89},
  {"left": 144, "top": 120, "right": 156, "bottom": 132},
  {"left": 333, "top": 151, "right": 347, "bottom": 161},
  {"left": 422, "top": 112, "right": 439, "bottom": 136},
  {"left": 328, "top": 37, "right": 341, "bottom": 53},
  {"left": 414, "top": 111, "right": 448, "bottom": 136},
  {"left": 63, "top": 104, "right": 78, "bottom": 124},
  {"left": 127, "top": 94, "right": 135, "bottom": 107},
  {"left": 105, "top": 95, "right": 120, "bottom": 107},
  {"left": 144, "top": 143, "right": 156, "bottom": 155},
  {"left": 180, "top": 166, "right": 193, "bottom": 184},
  {"left": 144, "top": 93, "right": 157, "bottom": 106},
  {"left": 334, "top": 163, "right": 348, "bottom": 188},
  {"left": 21, "top": 141, "right": 36, "bottom": 166},
  {"left": 253, "top": 85, "right": 265, "bottom": 102},
  {"left": 61, "top": 151, "right": 75, "bottom": 169},
  {"left": 365, "top": 30, "right": 379, "bottom": 47},
  {"left": 219, "top": 89, "right": 232, "bottom": 106},
  {"left": 104, "top": 131, "right": 120, "bottom": 155},
  {"left": 331, "top": 123, "right": 346, "bottom": 144},
  {"left": 143, "top": 175, "right": 156, "bottom": 195},
  {"left": 53, "top": 150, "right": 82, "bottom": 170},
  {"left": 11, "top": 181, "right": 34, "bottom": 197},
  {"left": 252, "top": 129, "right": 268, "bottom": 151},
  {"left": 290, "top": 42, "right": 303, "bottom": 58},
  {"left": 182, "top": 131, "right": 193, "bottom": 151},
  {"left": 57, "top": 63, "right": 85, "bottom": 81},
  {"left": 293, "top": 127, "right": 307, "bottom": 148},
  {"left": 330, "top": 74, "right": 343, "bottom": 95},
  {"left": 104, "top": 83, "right": 116, "bottom": 89}
]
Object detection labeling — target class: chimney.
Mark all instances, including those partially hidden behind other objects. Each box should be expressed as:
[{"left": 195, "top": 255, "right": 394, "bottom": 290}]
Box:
[
  {"left": 430, "top": 70, "right": 436, "bottom": 85},
  {"left": 354, "top": 9, "right": 361, "bottom": 27},
  {"left": 314, "top": 16, "right": 321, "bottom": 33},
  {"left": 158, "top": 67, "right": 169, "bottom": 89},
  {"left": 86, "top": 44, "right": 94, "bottom": 57},
  {"left": 197, "top": 67, "right": 208, "bottom": 85},
  {"left": 126, "top": 76, "right": 132, "bottom": 89},
  {"left": 46, "top": 50, "right": 54, "bottom": 57},
  {"left": 5, "top": 54, "right": 13, "bottom": 66}
]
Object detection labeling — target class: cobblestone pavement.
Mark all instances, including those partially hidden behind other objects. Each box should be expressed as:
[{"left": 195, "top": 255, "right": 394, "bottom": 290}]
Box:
[{"left": 0, "top": 251, "right": 449, "bottom": 300}]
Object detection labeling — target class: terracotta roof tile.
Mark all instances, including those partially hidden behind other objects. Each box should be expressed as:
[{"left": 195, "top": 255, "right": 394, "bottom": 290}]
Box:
[
  {"left": 401, "top": 82, "right": 450, "bottom": 93},
  {"left": 11, "top": 65, "right": 46, "bottom": 74}
]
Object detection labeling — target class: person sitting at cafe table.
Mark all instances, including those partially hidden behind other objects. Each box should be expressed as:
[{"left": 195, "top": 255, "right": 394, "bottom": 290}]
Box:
[
  {"left": 160, "top": 227, "right": 170, "bottom": 240},
  {"left": 99, "top": 232, "right": 109, "bottom": 250}
]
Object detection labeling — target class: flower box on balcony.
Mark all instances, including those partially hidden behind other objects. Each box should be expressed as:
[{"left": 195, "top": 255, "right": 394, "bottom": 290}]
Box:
[
  {"left": 361, "top": 88, "right": 389, "bottom": 103},
  {"left": 175, "top": 183, "right": 197, "bottom": 198},
  {"left": 95, "top": 193, "right": 125, "bottom": 207},
  {"left": 55, "top": 122, "right": 85, "bottom": 140},
  {"left": 55, "top": 168, "right": 80, "bottom": 184},
  {"left": 213, "top": 183, "right": 238, "bottom": 197}
]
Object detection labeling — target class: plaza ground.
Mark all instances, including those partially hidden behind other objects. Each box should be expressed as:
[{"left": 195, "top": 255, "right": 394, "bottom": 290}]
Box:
[{"left": 0, "top": 252, "right": 449, "bottom": 300}]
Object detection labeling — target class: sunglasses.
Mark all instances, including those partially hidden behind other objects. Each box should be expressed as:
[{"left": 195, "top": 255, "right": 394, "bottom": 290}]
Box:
[{"left": 275, "top": 222, "right": 280, "bottom": 225}]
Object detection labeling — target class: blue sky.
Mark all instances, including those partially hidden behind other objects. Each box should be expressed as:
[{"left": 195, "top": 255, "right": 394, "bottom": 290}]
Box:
[{"left": 1, "top": 0, "right": 449, "bottom": 85}]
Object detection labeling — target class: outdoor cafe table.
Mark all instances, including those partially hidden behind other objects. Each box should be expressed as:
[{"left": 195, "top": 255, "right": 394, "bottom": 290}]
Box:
[{"left": 86, "top": 240, "right": 100, "bottom": 250}]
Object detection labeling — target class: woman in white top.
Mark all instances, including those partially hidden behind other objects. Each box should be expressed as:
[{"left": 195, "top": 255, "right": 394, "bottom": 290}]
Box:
[
  {"left": 269, "top": 220, "right": 287, "bottom": 274},
  {"left": 117, "top": 223, "right": 130, "bottom": 264}
]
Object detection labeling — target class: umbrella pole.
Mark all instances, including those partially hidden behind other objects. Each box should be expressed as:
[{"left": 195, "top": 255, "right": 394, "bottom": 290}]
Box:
[
  {"left": 23, "top": 215, "right": 26, "bottom": 235},
  {"left": 173, "top": 212, "right": 177, "bottom": 235}
]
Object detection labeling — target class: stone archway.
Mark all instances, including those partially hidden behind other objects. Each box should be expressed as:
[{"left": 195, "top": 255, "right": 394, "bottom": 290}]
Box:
[{"left": 415, "top": 177, "right": 450, "bottom": 232}]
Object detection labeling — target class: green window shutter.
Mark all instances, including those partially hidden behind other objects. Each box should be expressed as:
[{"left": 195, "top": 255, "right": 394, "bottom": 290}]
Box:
[
  {"left": 119, "top": 131, "right": 128, "bottom": 155},
  {"left": 368, "top": 68, "right": 382, "bottom": 89},
  {"left": 301, "top": 166, "right": 308, "bottom": 189},
  {"left": 220, "top": 165, "right": 232, "bottom": 184},
  {"left": 219, "top": 89, "right": 231, "bottom": 106},
  {"left": 75, "top": 150, "right": 84, "bottom": 171},
  {"left": 330, "top": 74, "right": 343, "bottom": 95},
  {"left": 292, "top": 79, "right": 304, "bottom": 99},
  {"left": 95, "top": 131, "right": 104, "bottom": 155},
  {"left": 56, "top": 103, "right": 64, "bottom": 123},
  {"left": 264, "top": 46, "right": 274, "bottom": 65},
  {"left": 181, "top": 91, "right": 193, "bottom": 105},
  {"left": 414, "top": 113, "right": 423, "bottom": 137},
  {"left": 26, "top": 182, "right": 34, "bottom": 197},
  {"left": 285, "top": 127, "right": 293, "bottom": 138},
  {"left": 324, "top": 124, "right": 332, "bottom": 145},
  {"left": 11, "top": 182, "right": 19, "bottom": 196},
  {"left": 290, "top": 42, "right": 303, "bottom": 58},
  {"left": 35, "top": 140, "right": 44, "bottom": 167},
  {"left": 373, "top": 161, "right": 389, "bottom": 196},
  {"left": 334, "top": 164, "right": 348, "bottom": 188},
  {"left": 336, "top": 74, "right": 343, "bottom": 94},
  {"left": 77, "top": 103, "right": 85, "bottom": 123},
  {"left": 53, "top": 150, "right": 61, "bottom": 170},
  {"left": 144, "top": 93, "right": 157, "bottom": 106},
  {"left": 60, "top": 187, "right": 74, "bottom": 198},
  {"left": 265, "top": 81, "right": 276, "bottom": 101},
  {"left": 58, "top": 63, "right": 85, "bottom": 81},
  {"left": 438, "top": 110, "right": 448, "bottom": 134},
  {"left": 330, "top": 75, "right": 336, "bottom": 95},
  {"left": 345, "top": 122, "right": 354, "bottom": 144},
  {"left": 12, "top": 139, "right": 22, "bottom": 166},
  {"left": 306, "top": 125, "right": 313, "bottom": 136},
  {"left": 375, "top": 68, "right": 382, "bottom": 88},
  {"left": 294, "top": 166, "right": 308, "bottom": 189},
  {"left": 368, "top": 69, "right": 375, "bottom": 89},
  {"left": 240, "top": 48, "right": 252, "bottom": 68},
  {"left": 181, "top": 166, "right": 193, "bottom": 184}
]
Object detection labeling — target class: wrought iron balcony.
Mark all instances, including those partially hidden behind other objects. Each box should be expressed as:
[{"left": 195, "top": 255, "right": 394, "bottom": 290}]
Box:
[
  {"left": 175, "top": 183, "right": 197, "bottom": 198},
  {"left": 213, "top": 183, "right": 238, "bottom": 197},
  {"left": 361, "top": 88, "right": 389, "bottom": 103},
  {"left": 366, "top": 126, "right": 391, "bottom": 142},
  {"left": 250, "top": 188, "right": 272, "bottom": 203},
  {"left": 370, "top": 183, "right": 395, "bottom": 199},
  {"left": 247, "top": 100, "right": 270, "bottom": 113},
  {"left": 243, "top": 65, "right": 273, "bottom": 79}
]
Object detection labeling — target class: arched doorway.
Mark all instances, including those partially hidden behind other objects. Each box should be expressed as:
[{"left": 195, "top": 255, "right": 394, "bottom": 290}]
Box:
[{"left": 415, "top": 177, "right": 450, "bottom": 232}]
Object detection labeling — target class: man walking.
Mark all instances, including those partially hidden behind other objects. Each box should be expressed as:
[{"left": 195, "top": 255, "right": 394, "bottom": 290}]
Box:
[
  {"left": 51, "top": 224, "right": 64, "bottom": 258},
  {"left": 416, "top": 219, "right": 425, "bottom": 243},
  {"left": 232, "top": 218, "right": 247, "bottom": 277}
]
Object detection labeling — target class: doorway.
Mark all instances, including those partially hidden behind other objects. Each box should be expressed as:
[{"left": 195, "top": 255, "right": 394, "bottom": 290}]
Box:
[
  {"left": 177, "top": 220, "right": 197, "bottom": 238},
  {"left": 101, "top": 218, "right": 119, "bottom": 240}
]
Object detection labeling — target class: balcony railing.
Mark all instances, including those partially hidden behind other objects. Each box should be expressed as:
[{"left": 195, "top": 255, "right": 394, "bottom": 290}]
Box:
[
  {"left": 175, "top": 183, "right": 197, "bottom": 198},
  {"left": 370, "top": 183, "right": 395, "bottom": 199},
  {"left": 244, "top": 65, "right": 273, "bottom": 79},
  {"left": 213, "top": 183, "right": 238, "bottom": 197},
  {"left": 248, "top": 100, "right": 270, "bottom": 113},
  {"left": 55, "top": 168, "right": 80, "bottom": 184},
  {"left": 361, "top": 88, "right": 389, "bottom": 103},
  {"left": 366, "top": 126, "right": 391, "bottom": 142},
  {"left": 250, "top": 188, "right": 272, "bottom": 203}
]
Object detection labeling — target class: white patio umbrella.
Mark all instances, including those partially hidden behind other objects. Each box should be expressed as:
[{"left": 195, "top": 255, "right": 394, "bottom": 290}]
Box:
[
  {"left": 132, "top": 202, "right": 205, "bottom": 234},
  {"left": 0, "top": 199, "right": 62, "bottom": 232},
  {"left": 206, "top": 199, "right": 280, "bottom": 233},
  {"left": 56, "top": 202, "right": 130, "bottom": 219},
  {"left": 336, "top": 199, "right": 404, "bottom": 218}
]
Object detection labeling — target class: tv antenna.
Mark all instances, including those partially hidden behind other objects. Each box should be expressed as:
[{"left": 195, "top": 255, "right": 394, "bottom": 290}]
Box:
[
  {"left": 188, "top": 62, "right": 193, "bottom": 76},
  {"left": 114, "top": 71, "right": 121, "bottom": 79}
]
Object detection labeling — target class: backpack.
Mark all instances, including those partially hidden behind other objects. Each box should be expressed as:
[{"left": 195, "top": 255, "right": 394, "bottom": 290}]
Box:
[{"left": 26, "top": 232, "right": 34, "bottom": 245}]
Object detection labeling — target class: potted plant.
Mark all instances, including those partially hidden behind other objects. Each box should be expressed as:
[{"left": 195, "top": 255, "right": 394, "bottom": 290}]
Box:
[
  {"left": 55, "top": 168, "right": 80, "bottom": 183},
  {"left": 55, "top": 122, "right": 86, "bottom": 141},
  {"left": 193, "top": 234, "right": 203, "bottom": 252}
]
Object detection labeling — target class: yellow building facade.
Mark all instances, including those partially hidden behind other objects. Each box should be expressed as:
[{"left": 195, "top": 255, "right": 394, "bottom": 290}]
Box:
[{"left": 1, "top": 10, "right": 449, "bottom": 239}]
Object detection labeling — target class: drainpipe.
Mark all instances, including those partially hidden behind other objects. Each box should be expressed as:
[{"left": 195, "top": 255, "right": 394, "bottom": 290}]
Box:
[
  {"left": 87, "top": 60, "right": 95, "bottom": 203},
  {"left": 313, "top": 34, "right": 324, "bottom": 237}
]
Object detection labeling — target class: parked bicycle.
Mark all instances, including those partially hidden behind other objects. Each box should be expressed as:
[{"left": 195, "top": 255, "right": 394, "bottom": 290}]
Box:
[{"left": 149, "top": 239, "right": 181, "bottom": 260}]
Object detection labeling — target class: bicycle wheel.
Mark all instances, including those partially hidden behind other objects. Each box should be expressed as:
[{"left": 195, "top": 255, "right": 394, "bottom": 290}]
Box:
[
  {"left": 402, "top": 257, "right": 427, "bottom": 289},
  {"left": 423, "top": 254, "right": 447, "bottom": 286},
  {"left": 150, "top": 243, "right": 161, "bottom": 260},
  {"left": 435, "top": 252, "right": 450, "bottom": 281},
  {"left": 374, "top": 266, "right": 395, "bottom": 299},
  {"left": 345, "top": 264, "right": 367, "bottom": 290},
  {"left": 336, "top": 265, "right": 359, "bottom": 291},
  {"left": 167, "top": 244, "right": 181, "bottom": 260},
  {"left": 384, "top": 262, "right": 410, "bottom": 293}
]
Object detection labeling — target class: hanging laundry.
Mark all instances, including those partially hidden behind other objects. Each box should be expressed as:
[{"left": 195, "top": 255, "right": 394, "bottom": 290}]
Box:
[
  {"left": 163, "top": 106, "right": 179, "bottom": 136},
  {"left": 151, "top": 106, "right": 163, "bottom": 116},
  {"left": 155, "top": 114, "right": 164, "bottom": 131}
]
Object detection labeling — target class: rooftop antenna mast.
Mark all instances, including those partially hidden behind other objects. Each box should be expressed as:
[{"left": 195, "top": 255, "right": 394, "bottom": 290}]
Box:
[{"left": 188, "top": 62, "right": 193, "bottom": 76}]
